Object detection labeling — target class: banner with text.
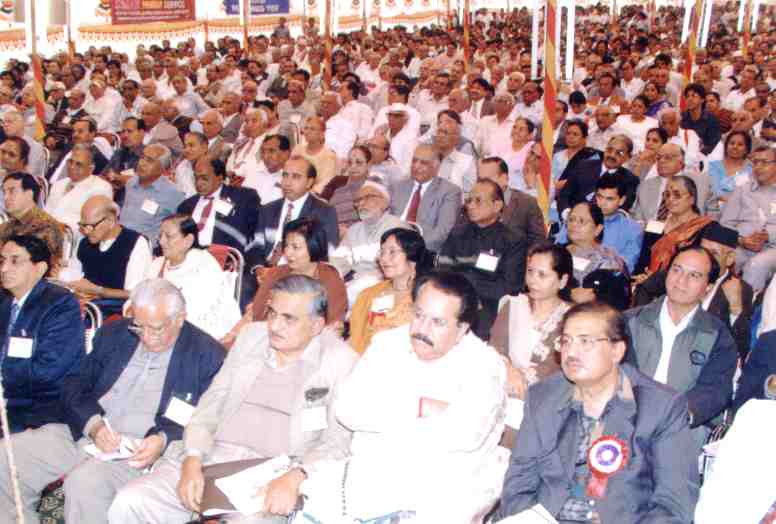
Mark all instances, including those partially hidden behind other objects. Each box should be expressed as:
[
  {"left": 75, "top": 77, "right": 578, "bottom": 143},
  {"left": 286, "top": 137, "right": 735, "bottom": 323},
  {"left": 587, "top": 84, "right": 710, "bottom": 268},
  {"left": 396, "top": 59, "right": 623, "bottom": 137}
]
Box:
[
  {"left": 111, "top": 0, "right": 196, "bottom": 25},
  {"left": 223, "top": 0, "right": 290, "bottom": 16}
]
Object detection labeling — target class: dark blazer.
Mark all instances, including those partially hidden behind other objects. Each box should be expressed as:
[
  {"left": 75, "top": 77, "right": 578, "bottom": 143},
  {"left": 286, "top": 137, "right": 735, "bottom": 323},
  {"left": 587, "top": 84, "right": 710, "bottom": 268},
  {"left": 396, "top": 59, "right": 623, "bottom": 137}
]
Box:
[
  {"left": 0, "top": 280, "right": 84, "bottom": 430},
  {"left": 456, "top": 188, "right": 546, "bottom": 247},
  {"left": 495, "top": 364, "right": 699, "bottom": 523},
  {"left": 634, "top": 270, "right": 754, "bottom": 359},
  {"left": 177, "top": 185, "right": 261, "bottom": 266},
  {"left": 248, "top": 194, "right": 339, "bottom": 268},
  {"left": 599, "top": 166, "right": 640, "bottom": 212},
  {"left": 221, "top": 113, "right": 244, "bottom": 145},
  {"left": 732, "top": 330, "right": 776, "bottom": 412},
  {"left": 61, "top": 319, "right": 225, "bottom": 446},
  {"left": 556, "top": 147, "right": 604, "bottom": 217},
  {"left": 624, "top": 297, "right": 738, "bottom": 427}
]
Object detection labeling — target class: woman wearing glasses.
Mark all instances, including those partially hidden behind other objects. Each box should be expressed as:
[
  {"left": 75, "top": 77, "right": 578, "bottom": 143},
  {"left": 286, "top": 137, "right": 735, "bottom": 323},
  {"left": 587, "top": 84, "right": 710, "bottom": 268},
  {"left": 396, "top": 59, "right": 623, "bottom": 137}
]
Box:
[
  {"left": 348, "top": 227, "right": 430, "bottom": 354},
  {"left": 143, "top": 214, "right": 241, "bottom": 340},
  {"left": 489, "top": 243, "right": 573, "bottom": 400},
  {"left": 638, "top": 176, "right": 714, "bottom": 275}
]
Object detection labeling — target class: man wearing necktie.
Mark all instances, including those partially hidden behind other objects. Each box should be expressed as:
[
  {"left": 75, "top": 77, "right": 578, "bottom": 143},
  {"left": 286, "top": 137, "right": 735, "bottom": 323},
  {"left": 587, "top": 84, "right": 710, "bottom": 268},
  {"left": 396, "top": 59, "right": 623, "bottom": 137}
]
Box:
[{"left": 0, "top": 234, "right": 84, "bottom": 434}]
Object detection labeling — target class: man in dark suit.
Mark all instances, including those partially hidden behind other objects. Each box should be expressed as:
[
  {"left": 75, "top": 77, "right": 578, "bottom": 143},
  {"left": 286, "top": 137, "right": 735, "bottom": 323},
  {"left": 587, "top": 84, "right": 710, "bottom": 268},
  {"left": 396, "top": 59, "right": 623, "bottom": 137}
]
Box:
[
  {"left": 599, "top": 135, "right": 641, "bottom": 212},
  {"left": 625, "top": 246, "right": 738, "bottom": 449},
  {"left": 177, "top": 156, "right": 261, "bottom": 307},
  {"left": 0, "top": 278, "right": 225, "bottom": 524},
  {"left": 389, "top": 144, "right": 462, "bottom": 252},
  {"left": 634, "top": 223, "right": 754, "bottom": 358},
  {"left": 248, "top": 156, "right": 338, "bottom": 269},
  {"left": 477, "top": 156, "right": 546, "bottom": 246},
  {"left": 732, "top": 330, "right": 776, "bottom": 412},
  {"left": 0, "top": 234, "right": 84, "bottom": 434},
  {"left": 496, "top": 301, "right": 698, "bottom": 523}
]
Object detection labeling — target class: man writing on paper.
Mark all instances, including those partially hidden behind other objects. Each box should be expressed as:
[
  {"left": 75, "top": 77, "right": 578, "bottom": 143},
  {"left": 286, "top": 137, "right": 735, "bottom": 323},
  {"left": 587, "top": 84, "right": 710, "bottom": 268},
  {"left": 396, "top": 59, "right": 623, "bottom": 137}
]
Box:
[
  {"left": 495, "top": 302, "right": 699, "bottom": 523},
  {"left": 109, "top": 274, "right": 358, "bottom": 523},
  {"left": 0, "top": 279, "right": 225, "bottom": 524},
  {"left": 300, "top": 271, "right": 508, "bottom": 522}
]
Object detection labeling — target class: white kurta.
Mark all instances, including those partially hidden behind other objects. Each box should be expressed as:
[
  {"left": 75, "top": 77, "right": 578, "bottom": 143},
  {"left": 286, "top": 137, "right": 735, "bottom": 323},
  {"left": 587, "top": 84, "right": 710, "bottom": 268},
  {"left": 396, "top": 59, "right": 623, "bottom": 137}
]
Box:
[{"left": 302, "top": 324, "right": 507, "bottom": 523}]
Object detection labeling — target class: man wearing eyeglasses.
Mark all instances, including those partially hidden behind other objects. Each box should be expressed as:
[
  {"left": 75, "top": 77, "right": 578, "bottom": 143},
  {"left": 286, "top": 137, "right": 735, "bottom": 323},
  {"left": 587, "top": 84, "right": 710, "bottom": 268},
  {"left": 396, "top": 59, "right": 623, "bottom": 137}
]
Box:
[
  {"left": 64, "top": 194, "right": 152, "bottom": 317},
  {"left": 45, "top": 144, "right": 113, "bottom": 235},
  {"left": 626, "top": 246, "right": 737, "bottom": 450},
  {"left": 721, "top": 145, "right": 776, "bottom": 293},
  {"left": 496, "top": 301, "right": 698, "bottom": 523},
  {"left": 0, "top": 278, "right": 225, "bottom": 523},
  {"left": 631, "top": 143, "right": 711, "bottom": 225},
  {"left": 438, "top": 179, "right": 527, "bottom": 339},
  {"left": 109, "top": 275, "right": 356, "bottom": 524}
]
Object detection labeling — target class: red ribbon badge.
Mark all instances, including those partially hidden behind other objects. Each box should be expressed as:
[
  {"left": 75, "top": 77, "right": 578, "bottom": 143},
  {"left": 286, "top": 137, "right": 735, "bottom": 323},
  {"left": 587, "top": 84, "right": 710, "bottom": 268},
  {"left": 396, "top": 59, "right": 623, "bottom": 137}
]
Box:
[{"left": 586, "top": 436, "right": 629, "bottom": 499}]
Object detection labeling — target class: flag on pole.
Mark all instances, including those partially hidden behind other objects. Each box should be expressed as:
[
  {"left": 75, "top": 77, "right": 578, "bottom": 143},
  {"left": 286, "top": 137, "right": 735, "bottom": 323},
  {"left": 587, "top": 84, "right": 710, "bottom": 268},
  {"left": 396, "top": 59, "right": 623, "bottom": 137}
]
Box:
[
  {"left": 538, "top": 0, "right": 557, "bottom": 227},
  {"left": 463, "top": 0, "right": 471, "bottom": 73},
  {"left": 681, "top": 0, "right": 703, "bottom": 111},
  {"left": 30, "top": 54, "right": 46, "bottom": 141}
]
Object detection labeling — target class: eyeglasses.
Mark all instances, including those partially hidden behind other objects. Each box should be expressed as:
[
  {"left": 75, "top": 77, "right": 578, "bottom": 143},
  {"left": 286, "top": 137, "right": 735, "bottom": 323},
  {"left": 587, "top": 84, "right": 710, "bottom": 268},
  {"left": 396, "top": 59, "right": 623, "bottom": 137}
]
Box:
[
  {"left": 78, "top": 216, "right": 108, "bottom": 232},
  {"left": 554, "top": 334, "right": 618, "bottom": 352},
  {"left": 751, "top": 159, "right": 776, "bottom": 166},
  {"left": 605, "top": 146, "right": 628, "bottom": 157},
  {"left": 128, "top": 319, "right": 170, "bottom": 338},
  {"left": 662, "top": 190, "right": 689, "bottom": 200}
]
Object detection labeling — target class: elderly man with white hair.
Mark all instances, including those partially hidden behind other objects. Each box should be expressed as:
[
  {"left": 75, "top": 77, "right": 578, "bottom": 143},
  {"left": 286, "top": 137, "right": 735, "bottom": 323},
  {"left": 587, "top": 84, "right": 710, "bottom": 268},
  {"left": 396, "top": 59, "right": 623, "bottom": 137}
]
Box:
[
  {"left": 476, "top": 91, "right": 517, "bottom": 157},
  {"left": 119, "top": 143, "right": 184, "bottom": 245},
  {"left": 0, "top": 278, "right": 225, "bottom": 524},
  {"left": 199, "top": 108, "right": 232, "bottom": 162},
  {"left": 84, "top": 78, "right": 123, "bottom": 133},
  {"left": 1, "top": 110, "right": 46, "bottom": 179},
  {"left": 226, "top": 107, "right": 267, "bottom": 186},
  {"left": 659, "top": 107, "right": 704, "bottom": 172},
  {"left": 331, "top": 176, "right": 411, "bottom": 303},
  {"left": 320, "top": 90, "right": 358, "bottom": 161}
]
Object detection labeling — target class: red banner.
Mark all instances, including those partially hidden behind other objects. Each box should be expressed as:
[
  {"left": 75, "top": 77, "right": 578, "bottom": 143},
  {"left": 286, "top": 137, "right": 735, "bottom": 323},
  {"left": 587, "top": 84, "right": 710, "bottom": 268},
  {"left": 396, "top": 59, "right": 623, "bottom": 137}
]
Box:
[{"left": 111, "top": 0, "right": 196, "bottom": 25}]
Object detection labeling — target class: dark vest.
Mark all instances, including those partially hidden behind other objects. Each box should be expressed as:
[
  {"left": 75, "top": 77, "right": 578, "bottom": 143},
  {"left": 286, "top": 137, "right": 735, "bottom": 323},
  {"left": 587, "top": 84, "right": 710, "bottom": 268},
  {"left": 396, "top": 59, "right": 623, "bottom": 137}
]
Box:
[{"left": 78, "top": 227, "right": 141, "bottom": 289}]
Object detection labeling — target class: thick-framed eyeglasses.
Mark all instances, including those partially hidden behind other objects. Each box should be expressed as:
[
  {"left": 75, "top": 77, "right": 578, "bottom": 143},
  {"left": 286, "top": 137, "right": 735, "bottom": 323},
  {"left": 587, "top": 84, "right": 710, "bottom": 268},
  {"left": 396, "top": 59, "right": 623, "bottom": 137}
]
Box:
[
  {"left": 128, "top": 320, "right": 169, "bottom": 338},
  {"left": 78, "top": 216, "right": 109, "bottom": 232}
]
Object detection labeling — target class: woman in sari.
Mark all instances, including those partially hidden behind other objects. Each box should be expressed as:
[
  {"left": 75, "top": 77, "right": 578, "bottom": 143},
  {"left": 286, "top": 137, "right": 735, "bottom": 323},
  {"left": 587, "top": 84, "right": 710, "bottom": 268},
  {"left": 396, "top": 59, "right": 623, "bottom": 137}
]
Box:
[
  {"left": 495, "top": 117, "right": 536, "bottom": 192},
  {"left": 348, "top": 227, "right": 430, "bottom": 354},
  {"left": 647, "top": 175, "right": 714, "bottom": 273},
  {"left": 705, "top": 131, "right": 753, "bottom": 218},
  {"left": 489, "top": 243, "right": 573, "bottom": 399},
  {"left": 552, "top": 119, "right": 603, "bottom": 220},
  {"left": 643, "top": 81, "right": 672, "bottom": 118}
]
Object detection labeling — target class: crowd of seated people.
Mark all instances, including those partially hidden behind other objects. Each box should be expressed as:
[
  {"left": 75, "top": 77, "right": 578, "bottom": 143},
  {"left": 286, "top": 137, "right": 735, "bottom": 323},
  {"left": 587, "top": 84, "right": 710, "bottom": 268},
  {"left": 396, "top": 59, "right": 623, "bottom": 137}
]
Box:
[{"left": 0, "top": 3, "right": 776, "bottom": 522}]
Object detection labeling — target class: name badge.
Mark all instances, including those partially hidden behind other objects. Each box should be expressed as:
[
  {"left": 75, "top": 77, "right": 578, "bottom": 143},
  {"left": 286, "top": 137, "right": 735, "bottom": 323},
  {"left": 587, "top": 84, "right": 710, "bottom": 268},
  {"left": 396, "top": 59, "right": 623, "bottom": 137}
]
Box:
[
  {"left": 301, "top": 406, "right": 328, "bottom": 432},
  {"left": 371, "top": 294, "right": 395, "bottom": 313},
  {"left": 7, "top": 337, "right": 33, "bottom": 359},
  {"left": 289, "top": 114, "right": 302, "bottom": 124},
  {"left": 214, "top": 199, "right": 234, "bottom": 215},
  {"left": 61, "top": 115, "right": 71, "bottom": 124},
  {"left": 476, "top": 252, "right": 500, "bottom": 272},
  {"left": 120, "top": 168, "right": 135, "bottom": 178},
  {"left": 572, "top": 256, "right": 591, "bottom": 272},
  {"left": 141, "top": 199, "right": 159, "bottom": 215},
  {"left": 645, "top": 220, "right": 666, "bottom": 234},
  {"left": 770, "top": 202, "right": 776, "bottom": 216},
  {"left": 164, "top": 397, "right": 196, "bottom": 427}
]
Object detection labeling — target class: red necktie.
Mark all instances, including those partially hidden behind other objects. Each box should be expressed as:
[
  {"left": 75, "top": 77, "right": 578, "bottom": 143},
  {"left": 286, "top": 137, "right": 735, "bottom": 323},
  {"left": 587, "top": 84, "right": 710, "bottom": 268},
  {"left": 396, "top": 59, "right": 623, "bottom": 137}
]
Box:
[
  {"left": 406, "top": 184, "right": 422, "bottom": 223},
  {"left": 197, "top": 197, "right": 214, "bottom": 232}
]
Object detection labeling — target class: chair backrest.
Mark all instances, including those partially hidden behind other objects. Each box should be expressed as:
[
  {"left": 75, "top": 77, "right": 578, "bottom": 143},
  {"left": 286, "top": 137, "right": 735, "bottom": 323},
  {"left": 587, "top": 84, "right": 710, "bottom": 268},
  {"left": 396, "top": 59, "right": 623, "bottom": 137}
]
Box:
[
  {"left": 0, "top": 212, "right": 7, "bottom": 225},
  {"left": 34, "top": 175, "right": 50, "bottom": 207},
  {"left": 61, "top": 223, "right": 75, "bottom": 262},
  {"left": 207, "top": 244, "right": 244, "bottom": 302},
  {"left": 82, "top": 301, "right": 103, "bottom": 355}
]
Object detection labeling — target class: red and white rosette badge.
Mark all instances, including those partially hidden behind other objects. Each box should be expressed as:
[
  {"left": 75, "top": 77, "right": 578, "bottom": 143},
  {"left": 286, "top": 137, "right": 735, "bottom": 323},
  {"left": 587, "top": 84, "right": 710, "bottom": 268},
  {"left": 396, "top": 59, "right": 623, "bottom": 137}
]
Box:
[{"left": 586, "top": 435, "right": 629, "bottom": 499}]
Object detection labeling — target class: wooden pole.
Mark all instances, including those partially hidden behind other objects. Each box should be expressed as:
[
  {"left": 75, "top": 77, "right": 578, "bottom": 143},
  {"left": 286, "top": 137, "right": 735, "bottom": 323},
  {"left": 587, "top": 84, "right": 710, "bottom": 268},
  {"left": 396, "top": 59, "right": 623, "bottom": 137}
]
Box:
[
  {"left": 743, "top": 0, "right": 752, "bottom": 57},
  {"left": 324, "top": 0, "right": 332, "bottom": 89},
  {"left": 463, "top": 0, "right": 470, "bottom": 72},
  {"left": 682, "top": 0, "right": 703, "bottom": 111},
  {"left": 242, "top": 0, "right": 249, "bottom": 50},
  {"left": 28, "top": 0, "right": 45, "bottom": 142},
  {"left": 530, "top": 1, "right": 539, "bottom": 80},
  {"left": 539, "top": 0, "right": 557, "bottom": 227},
  {"left": 565, "top": 0, "right": 575, "bottom": 83},
  {"left": 65, "top": 0, "right": 74, "bottom": 59}
]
